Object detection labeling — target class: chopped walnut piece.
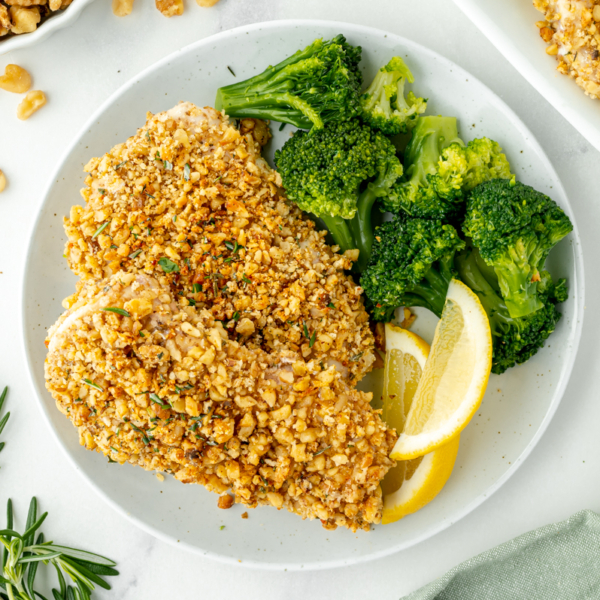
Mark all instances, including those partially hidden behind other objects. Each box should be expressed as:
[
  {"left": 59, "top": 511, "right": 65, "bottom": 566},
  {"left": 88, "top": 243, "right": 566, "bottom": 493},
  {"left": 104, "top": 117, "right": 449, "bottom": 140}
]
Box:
[
  {"left": 9, "top": 5, "right": 40, "bottom": 33},
  {"left": 218, "top": 494, "right": 234, "bottom": 509},
  {"left": 155, "top": 0, "right": 183, "bottom": 17},
  {"left": 112, "top": 0, "right": 134, "bottom": 16},
  {"left": 400, "top": 307, "right": 416, "bottom": 329},
  {"left": 0, "top": 4, "right": 10, "bottom": 29},
  {"left": 5, "top": 0, "right": 47, "bottom": 7},
  {"left": 241, "top": 512, "right": 248, "bottom": 519},
  {"left": 0, "top": 64, "right": 32, "bottom": 94},
  {"left": 17, "top": 89, "right": 46, "bottom": 120},
  {"left": 196, "top": 0, "right": 221, "bottom": 5},
  {"left": 239, "top": 118, "right": 272, "bottom": 147}
]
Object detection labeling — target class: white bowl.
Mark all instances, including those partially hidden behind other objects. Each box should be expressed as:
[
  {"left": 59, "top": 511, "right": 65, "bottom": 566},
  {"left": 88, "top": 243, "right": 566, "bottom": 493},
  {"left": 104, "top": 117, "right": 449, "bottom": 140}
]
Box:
[
  {"left": 0, "top": 0, "right": 96, "bottom": 56},
  {"left": 452, "top": 0, "right": 600, "bottom": 152},
  {"left": 21, "top": 20, "right": 584, "bottom": 570}
]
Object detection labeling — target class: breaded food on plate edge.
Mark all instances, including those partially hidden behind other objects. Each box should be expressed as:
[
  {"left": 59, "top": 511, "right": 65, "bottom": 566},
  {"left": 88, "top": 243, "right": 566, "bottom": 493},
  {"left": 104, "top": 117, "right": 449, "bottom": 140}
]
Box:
[{"left": 47, "top": 102, "right": 396, "bottom": 531}]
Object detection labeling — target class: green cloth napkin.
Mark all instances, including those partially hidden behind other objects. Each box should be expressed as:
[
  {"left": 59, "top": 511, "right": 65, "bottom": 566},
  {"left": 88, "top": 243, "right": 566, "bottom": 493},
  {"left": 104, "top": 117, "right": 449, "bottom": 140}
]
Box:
[{"left": 403, "top": 510, "right": 600, "bottom": 599}]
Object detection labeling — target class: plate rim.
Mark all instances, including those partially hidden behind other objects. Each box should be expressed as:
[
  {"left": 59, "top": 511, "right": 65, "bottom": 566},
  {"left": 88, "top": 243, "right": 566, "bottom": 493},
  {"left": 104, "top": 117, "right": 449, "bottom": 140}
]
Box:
[
  {"left": 451, "top": 0, "right": 600, "bottom": 153},
  {"left": 20, "top": 18, "right": 586, "bottom": 571}
]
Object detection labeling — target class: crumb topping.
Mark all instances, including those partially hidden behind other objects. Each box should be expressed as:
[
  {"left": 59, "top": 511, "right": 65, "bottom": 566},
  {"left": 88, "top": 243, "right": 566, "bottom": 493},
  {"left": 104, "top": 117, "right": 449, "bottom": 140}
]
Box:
[{"left": 45, "top": 274, "right": 396, "bottom": 531}]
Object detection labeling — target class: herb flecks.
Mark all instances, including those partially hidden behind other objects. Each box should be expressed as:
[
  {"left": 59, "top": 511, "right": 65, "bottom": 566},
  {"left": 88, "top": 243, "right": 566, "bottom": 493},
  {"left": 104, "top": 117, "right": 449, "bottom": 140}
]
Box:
[
  {"left": 100, "top": 307, "right": 131, "bottom": 317},
  {"left": 158, "top": 257, "right": 180, "bottom": 273},
  {"left": 303, "top": 323, "right": 317, "bottom": 348},
  {"left": 82, "top": 379, "right": 103, "bottom": 392},
  {"left": 91, "top": 221, "right": 110, "bottom": 239},
  {"left": 149, "top": 393, "right": 169, "bottom": 408},
  {"left": 314, "top": 446, "right": 331, "bottom": 456}
]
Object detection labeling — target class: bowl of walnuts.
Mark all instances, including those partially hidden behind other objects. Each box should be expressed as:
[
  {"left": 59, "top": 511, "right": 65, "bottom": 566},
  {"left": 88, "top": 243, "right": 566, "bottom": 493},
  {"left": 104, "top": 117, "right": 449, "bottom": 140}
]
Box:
[{"left": 0, "top": 0, "right": 96, "bottom": 54}]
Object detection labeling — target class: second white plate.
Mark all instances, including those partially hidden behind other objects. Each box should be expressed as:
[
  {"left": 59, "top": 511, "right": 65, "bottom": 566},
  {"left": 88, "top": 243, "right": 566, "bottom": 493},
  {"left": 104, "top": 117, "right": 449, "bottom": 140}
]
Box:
[
  {"left": 453, "top": 0, "right": 600, "bottom": 152},
  {"left": 22, "top": 20, "right": 584, "bottom": 570}
]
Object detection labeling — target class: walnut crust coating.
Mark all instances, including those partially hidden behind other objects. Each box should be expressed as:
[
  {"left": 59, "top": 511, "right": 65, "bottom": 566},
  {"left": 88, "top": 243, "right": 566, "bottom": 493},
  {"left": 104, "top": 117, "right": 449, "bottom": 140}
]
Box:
[
  {"left": 45, "top": 274, "right": 396, "bottom": 531},
  {"left": 63, "top": 103, "right": 375, "bottom": 382},
  {"left": 534, "top": 0, "right": 600, "bottom": 99}
]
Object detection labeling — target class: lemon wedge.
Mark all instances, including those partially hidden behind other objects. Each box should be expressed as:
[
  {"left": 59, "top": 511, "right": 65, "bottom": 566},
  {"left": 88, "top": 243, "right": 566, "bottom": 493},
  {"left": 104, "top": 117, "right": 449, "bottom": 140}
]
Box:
[
  {"left": 380, "top": 325, "right": 460, "bottom": 524},
  {"left": 391, "top": 279, "right": 492, "bottom": 461},
  {"left": 380, "top": 325, "right": 429, "bottom": 495},
  {"left": 382, "top": 436, "right": 460, "bottom": 524}
]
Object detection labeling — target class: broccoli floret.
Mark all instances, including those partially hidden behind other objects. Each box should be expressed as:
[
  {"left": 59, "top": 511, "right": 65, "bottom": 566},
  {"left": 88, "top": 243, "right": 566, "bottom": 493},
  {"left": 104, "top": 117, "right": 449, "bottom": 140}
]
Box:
[
  {"left": 215, "top": 35, "right": 362, "bottom": 130},
  {"left": 463, "top": 178, "right": 573, "bottom": 319},
  {"left": 383, "top": 117, "right": 513, "bottom": 220},
  {"left": 434, "top": 138, "right": 513, "bottom": 201},
  {"left": 360, "top": 215, "right": 465, "bottom": 321},
  {"left": 381, "top": 116, "right": 463, "bottom": 218},
  {"left": 455, "top": 245, "right": 566, "bottom": 374},
  {"left": 361, "top": 56, "right": 427, "bottom": 135},
  {"left": 275, "top": 119, "right": 402, "bottom": 271}
]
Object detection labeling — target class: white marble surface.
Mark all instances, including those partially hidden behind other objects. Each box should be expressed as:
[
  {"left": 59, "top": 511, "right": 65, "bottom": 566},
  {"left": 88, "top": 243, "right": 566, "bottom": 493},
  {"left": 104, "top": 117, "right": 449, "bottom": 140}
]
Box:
[{"left": 0, "top": 0, "right": 598, "bottom": 597}]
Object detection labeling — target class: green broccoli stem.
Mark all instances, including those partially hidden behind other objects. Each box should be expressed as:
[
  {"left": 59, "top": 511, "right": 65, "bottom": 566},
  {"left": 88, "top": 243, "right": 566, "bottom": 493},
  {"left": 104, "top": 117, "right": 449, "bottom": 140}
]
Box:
[
  {"left": 319, "top": 214, "right": 356, "bottom": 255},
  {"left": 404, "top": 116, "right": 463, "bottom": 187},
  {"left": 495, "top": 258, "right": 544, "bottom": 318},
  {"left": 401, "top": 257, "right": 455, "bottom": 318},
  {"left": 215, "top": 91, "right": 317, "bottom": 129},
  {"left": 455, "top": 247, "right": 512, "bottom": 339},
  {"left": 349, "top": 187, "right": 377, "bottom": 272}
]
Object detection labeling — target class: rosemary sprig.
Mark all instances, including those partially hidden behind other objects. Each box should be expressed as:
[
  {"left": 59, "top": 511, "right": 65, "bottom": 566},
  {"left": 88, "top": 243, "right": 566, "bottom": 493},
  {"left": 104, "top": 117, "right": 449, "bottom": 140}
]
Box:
[
  {"left": 0, "top": 498, "right": 118, "bottom": 600},
  {"left": 0, "top": 387, "right": 9, "bottom": 455}
]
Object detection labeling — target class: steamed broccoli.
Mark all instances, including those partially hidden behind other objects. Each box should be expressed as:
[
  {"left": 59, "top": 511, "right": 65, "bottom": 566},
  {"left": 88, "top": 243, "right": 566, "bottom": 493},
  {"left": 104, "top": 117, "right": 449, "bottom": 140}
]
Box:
[
  {"left": 381, "top": 117, "right": 513, "bottom": 219},
  {"left": 434, "top": 137, "right": 513, "bottom": 201},
  {"left": 360, "top": 215, "right": 465, "bottom": 321},
  {"left": 275, "top": 119, "right": 402, "bottom": 271},
  {"left": 455, "top": 245, "right": 567, "bottom": 374},
  {"left": 463, "top": 178, "right": 573, "bottom": 319},
  {"left": 215, "top": 35, "right": 362, "bottom": 130},
  {"left": 360, "top": 56, "right": 427, "bottom": 135}
]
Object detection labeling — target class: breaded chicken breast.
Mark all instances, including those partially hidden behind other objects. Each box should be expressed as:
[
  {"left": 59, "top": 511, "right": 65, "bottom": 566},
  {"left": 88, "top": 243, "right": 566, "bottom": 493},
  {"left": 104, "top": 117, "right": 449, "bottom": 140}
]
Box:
[
  {"left": 535, "top": 0, "right": 600, "bottom": 98},
  {"left": 45, "top": 273, "right": 396, "bottom": 531},
  {"left": 63, "top": 102, "right": 375, "bottom": 382}
]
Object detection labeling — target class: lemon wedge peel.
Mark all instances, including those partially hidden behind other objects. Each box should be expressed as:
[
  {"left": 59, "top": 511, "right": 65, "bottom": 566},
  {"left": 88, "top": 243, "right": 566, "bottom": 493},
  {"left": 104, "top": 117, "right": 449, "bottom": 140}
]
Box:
[
  {"left": 390, "top": 279, "right": 492, "bottom": 461},
  {"left": 382, "top": 435, "right": 460, "bottom": 524}
]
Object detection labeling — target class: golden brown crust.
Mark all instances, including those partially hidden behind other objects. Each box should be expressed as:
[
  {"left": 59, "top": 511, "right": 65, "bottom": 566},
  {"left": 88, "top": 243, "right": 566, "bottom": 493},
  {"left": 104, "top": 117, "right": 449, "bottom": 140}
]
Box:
[
  {"left": 48, "top": 102, "right": 393, "bottom": 531},
  {"left": 45, "top": 274, "right": 396, "bottom": 531},
  {"left": 63, "top": 103, "right": 376, "bottom": 382}
]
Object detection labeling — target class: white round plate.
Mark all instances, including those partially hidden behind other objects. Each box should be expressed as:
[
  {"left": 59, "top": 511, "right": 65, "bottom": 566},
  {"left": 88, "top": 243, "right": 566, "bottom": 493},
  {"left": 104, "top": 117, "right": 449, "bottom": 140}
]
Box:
[
  {"left": 21, "top": 20, "right": 584, "bottom": 570},
  {"left": 0, "top": 0, "right": 96, "bottom": 56}
]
